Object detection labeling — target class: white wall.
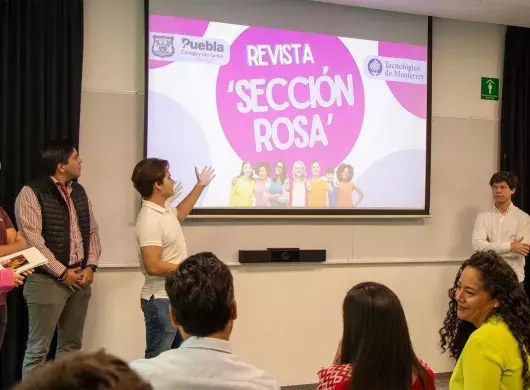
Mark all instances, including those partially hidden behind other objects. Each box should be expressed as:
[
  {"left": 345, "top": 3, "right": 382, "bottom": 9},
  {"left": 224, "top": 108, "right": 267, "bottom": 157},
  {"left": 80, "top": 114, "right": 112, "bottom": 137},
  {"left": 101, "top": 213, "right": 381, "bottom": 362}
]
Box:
[{"left": 80, "top": 0, "right": 505, "bottom": 386}]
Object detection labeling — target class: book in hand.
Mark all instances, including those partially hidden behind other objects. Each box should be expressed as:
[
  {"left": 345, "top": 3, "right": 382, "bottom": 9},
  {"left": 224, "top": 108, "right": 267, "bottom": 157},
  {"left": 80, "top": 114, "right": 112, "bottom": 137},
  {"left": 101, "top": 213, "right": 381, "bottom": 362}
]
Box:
[{"left": 0, "top": 247, "right": 49, "bottom": 274}]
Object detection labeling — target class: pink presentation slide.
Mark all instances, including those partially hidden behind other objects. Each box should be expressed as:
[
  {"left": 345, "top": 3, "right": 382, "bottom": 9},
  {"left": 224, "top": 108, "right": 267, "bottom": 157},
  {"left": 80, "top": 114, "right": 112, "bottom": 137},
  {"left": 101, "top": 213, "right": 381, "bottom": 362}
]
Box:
[{"left": 147, "top": 15, "right": 428, "bottom": 210}]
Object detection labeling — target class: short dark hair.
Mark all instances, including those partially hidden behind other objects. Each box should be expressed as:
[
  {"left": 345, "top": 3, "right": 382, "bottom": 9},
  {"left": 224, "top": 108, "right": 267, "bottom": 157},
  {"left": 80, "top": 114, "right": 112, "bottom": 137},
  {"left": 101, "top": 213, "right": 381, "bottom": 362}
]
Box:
[
  {"left": 490, "top": 171, "right": 518, "bottom": 190},
  {"left": 41, "top": 141, "right": 77, "bottom": 176},
  {"left": 13, "top": 350, "right": 152, "bottom": 390},
  {"left": 325, "top": 168, "right": 335, "bottom": 175},
  {"left": 131, "top": 158, "right": 168, "bottom": 198},
  {"left": 165, "top": 252, "right": 234, "bottom": 337}
]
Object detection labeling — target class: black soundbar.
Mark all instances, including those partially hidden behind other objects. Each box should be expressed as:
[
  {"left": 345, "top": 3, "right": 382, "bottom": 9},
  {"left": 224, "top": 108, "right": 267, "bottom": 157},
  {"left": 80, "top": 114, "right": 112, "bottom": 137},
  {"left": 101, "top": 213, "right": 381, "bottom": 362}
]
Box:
[{"left": 239, "top": 248, "right": 326, "bottom": 264}]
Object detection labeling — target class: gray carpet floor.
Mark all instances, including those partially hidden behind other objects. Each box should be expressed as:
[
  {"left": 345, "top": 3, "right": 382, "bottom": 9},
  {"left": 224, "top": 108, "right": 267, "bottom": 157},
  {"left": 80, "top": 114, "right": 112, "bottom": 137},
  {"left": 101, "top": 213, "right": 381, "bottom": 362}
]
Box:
[{"left": 435, "top": 372, "right": 451, "bottom": 390}]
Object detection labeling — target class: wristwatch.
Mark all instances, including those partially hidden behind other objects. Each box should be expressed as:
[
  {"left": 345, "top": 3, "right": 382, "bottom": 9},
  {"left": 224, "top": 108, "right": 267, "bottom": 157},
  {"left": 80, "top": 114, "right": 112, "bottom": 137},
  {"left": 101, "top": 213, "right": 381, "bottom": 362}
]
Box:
[
  {"left": 86, "top": 265, "right": 98, "bottom": 272},
  {"left": 58, "top": 270, "right": 67, "bottom": 281}
]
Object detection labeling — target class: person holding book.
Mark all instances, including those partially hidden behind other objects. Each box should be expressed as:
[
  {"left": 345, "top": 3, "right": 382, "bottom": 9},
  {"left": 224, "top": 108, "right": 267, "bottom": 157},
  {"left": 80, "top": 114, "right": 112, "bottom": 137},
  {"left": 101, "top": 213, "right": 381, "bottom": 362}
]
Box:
[
  {"left": 0, "top": 162, "right": 29, "bottom": 349},
  {"left": 0, "top": 206, "right": 28, "bottom": 349},
  {"left": 15, "top": 141, "right": 102, "bottom": 377}
]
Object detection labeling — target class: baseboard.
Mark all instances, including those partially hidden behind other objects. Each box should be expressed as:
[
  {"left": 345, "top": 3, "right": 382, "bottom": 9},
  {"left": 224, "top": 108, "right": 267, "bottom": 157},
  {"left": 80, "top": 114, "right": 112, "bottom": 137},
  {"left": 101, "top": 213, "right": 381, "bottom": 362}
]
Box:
[{"left": 283, "top": 372, "right": 452, "bottom": 390}]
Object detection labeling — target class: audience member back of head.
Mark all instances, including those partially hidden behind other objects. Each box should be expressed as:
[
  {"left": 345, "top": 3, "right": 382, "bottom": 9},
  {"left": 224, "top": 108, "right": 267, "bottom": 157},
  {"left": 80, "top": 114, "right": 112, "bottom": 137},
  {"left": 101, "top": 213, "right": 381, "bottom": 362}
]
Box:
[
  {"left": 13, "top": 350, "right": 152, "bottom": 390},
  {"left": 318, "top": 282, "right": 435, "bottom": 390},
  {"left": 130, "top": 251, "right": 280, "bottom": 390}
]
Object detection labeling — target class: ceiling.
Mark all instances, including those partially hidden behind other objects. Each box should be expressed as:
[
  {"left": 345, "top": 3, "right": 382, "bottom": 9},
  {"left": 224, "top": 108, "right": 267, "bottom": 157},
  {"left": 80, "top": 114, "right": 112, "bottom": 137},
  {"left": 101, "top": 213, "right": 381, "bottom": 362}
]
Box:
[{"left": 314, "top": 0, "right": 530, "bottom": 28}]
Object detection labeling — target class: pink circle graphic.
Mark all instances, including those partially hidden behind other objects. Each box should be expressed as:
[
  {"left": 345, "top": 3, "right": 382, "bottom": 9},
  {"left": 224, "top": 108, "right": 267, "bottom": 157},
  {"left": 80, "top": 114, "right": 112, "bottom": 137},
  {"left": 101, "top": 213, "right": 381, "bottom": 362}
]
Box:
[
  {"left": 216, "top": 27, "right": 365, "bottom": 173},
  {"left": 378, "top": 42, "right": 427, "bottom": 119}
]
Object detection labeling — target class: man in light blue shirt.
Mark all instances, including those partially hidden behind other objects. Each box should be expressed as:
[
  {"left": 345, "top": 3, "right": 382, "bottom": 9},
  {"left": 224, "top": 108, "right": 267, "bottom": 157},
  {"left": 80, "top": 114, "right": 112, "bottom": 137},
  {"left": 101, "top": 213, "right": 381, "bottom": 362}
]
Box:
[{"left": 130, "top": 252, "right": 280, "bottom": 390}]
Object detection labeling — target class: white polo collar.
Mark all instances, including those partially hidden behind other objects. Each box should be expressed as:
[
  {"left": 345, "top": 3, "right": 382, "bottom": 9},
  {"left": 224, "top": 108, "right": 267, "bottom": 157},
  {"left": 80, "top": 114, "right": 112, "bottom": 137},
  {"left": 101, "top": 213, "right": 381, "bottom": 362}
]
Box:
[
  {"left": 142, "top": 199, "right": 171, "bottom": 214},
  {"left": 180, "top": 336, "right": 232, "bottom": 354}
]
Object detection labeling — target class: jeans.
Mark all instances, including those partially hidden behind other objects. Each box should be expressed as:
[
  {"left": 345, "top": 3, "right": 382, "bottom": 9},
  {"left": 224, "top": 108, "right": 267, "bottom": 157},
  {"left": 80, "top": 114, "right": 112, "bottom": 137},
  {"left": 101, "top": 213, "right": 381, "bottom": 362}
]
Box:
[
  {"left": 22, "top": 273, "right": 91, "bottom": 377},
  {"left": 141, "top": 296, "right": 182, "bottom": 359}
]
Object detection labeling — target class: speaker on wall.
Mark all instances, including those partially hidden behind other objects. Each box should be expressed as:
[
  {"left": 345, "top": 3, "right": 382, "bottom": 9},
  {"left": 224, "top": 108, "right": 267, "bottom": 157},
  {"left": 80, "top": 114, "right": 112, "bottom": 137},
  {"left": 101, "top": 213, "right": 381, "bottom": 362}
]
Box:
[{"left": 239, "top": 248, "right": 326, "bottom": 264}]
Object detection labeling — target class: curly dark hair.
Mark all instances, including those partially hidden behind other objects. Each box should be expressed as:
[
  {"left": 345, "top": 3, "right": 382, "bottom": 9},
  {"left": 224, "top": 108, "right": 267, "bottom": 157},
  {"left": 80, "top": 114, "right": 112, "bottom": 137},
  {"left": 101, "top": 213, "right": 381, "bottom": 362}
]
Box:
[
  {"left": 439, "top": 251, "right": 530, "bottom": 388},
  {"left": 336, "top": 164, "right": 353, "bottom": 183}
]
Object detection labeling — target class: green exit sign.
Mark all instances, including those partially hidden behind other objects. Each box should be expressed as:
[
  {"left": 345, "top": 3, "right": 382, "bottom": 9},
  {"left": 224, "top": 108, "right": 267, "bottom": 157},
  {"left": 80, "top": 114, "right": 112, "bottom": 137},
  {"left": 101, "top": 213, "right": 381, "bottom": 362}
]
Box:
[{"left": 481, "top": 77, "right": 499, "bottom": 101}]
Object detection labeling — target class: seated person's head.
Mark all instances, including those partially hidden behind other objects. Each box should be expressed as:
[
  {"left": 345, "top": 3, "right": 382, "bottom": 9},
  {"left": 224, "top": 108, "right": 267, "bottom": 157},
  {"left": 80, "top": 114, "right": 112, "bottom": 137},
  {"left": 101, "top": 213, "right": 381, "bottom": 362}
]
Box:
[
  {"left": 166, "top": 252, "right": 236, "bottom": 339},
  {"left": 13, "top": 350, "right": 152, "bottom": 390},
  {"left": 440, "top": 250, "right": 530, "bottom": 381},
  {"left": 445, "top": 250, "right": 526, "bottom": 328},
  {"left": 339, "top": 282, "right": 430, "bottom": 389}
]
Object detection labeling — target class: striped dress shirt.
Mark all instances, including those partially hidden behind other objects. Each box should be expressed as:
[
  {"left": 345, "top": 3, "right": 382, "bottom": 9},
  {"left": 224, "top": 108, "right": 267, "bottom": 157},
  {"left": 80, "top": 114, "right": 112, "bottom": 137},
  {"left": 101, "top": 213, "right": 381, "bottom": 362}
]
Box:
[{"left": 14, "top": 178, "right": 101, "bottom": 278}]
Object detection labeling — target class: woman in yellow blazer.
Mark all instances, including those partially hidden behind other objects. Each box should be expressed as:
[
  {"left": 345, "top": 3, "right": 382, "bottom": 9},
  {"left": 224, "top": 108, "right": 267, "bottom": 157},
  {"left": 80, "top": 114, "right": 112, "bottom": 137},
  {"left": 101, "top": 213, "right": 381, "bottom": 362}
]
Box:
[{"left": 439, "top": 250, "right": 530, "bottom": 390}]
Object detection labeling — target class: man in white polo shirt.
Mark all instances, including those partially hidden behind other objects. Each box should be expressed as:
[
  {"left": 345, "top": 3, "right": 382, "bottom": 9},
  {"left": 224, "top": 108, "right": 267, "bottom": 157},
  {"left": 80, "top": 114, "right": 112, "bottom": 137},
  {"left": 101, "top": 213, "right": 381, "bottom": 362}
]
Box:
[
  {"left": 130, "top": 252, "right": 280, "bottom": 390},
  {"left": 472, "top": 171, "right": 530, "bottom": 287},
  {"left": 131, "top": 158, "right": 215, "bottom": 358}
]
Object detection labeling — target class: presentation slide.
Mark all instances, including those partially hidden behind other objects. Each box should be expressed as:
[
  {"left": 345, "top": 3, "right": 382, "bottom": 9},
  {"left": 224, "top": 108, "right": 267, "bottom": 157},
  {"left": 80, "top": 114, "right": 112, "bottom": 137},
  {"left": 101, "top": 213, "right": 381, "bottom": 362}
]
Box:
[{"left": 146, "top": 14, "right": 429, "bottom": 213}]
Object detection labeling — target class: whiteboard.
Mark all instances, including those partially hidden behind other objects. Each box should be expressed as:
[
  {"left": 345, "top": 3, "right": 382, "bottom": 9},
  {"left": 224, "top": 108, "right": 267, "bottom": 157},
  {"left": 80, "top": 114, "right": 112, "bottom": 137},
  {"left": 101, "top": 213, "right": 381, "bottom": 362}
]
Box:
[
  {"left": 79, "top": 91, "right": 144, "bottom": 267},
  {"left": 79, "top": 0, "right": 500, "bottom": 267},
  {"left": 79, "top": 89, "right": 496, "bottom": 267}
]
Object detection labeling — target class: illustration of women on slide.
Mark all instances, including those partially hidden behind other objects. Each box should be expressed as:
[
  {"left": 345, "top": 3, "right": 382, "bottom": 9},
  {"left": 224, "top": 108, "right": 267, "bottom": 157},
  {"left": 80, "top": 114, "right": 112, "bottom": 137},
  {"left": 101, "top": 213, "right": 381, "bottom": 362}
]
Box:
[
  {"left": 325, "top": 168, "right": 338, "bottom": 207},
  {"left": 229, "top": 161, "right": 255, "bottom": 207},
  {"left": 285, "top": 161, "right": 311, "bottom": 207},
  {"left": 264, "top": 160, "right": 288, "bottom": 207},
  {"left": 336, "top": 163, "right": 364, "bottom": 208},
  {"left": 308, "top": 161, "right": 328, "bottom": 207},
  {"left": 253, "top": 162, "right": 271, "bottom": 207}
]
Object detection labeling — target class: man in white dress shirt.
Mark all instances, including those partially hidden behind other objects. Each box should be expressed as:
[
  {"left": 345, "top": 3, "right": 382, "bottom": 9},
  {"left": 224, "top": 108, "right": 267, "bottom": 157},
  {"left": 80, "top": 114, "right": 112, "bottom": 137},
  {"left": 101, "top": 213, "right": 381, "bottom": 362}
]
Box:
[
  {"left": 472, "top": 171, "right": 530, "bottom": 286},
  {"left": 130, "top": 252, "right": 280, "bottom": 390}
]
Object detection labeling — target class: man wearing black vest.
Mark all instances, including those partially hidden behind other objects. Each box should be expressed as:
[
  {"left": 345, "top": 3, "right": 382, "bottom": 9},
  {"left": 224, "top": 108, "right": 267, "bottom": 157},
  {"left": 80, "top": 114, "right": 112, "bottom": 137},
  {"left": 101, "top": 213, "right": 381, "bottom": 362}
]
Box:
[{"left": 15, "top": 141, "right": 101, "bottom": 377}]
